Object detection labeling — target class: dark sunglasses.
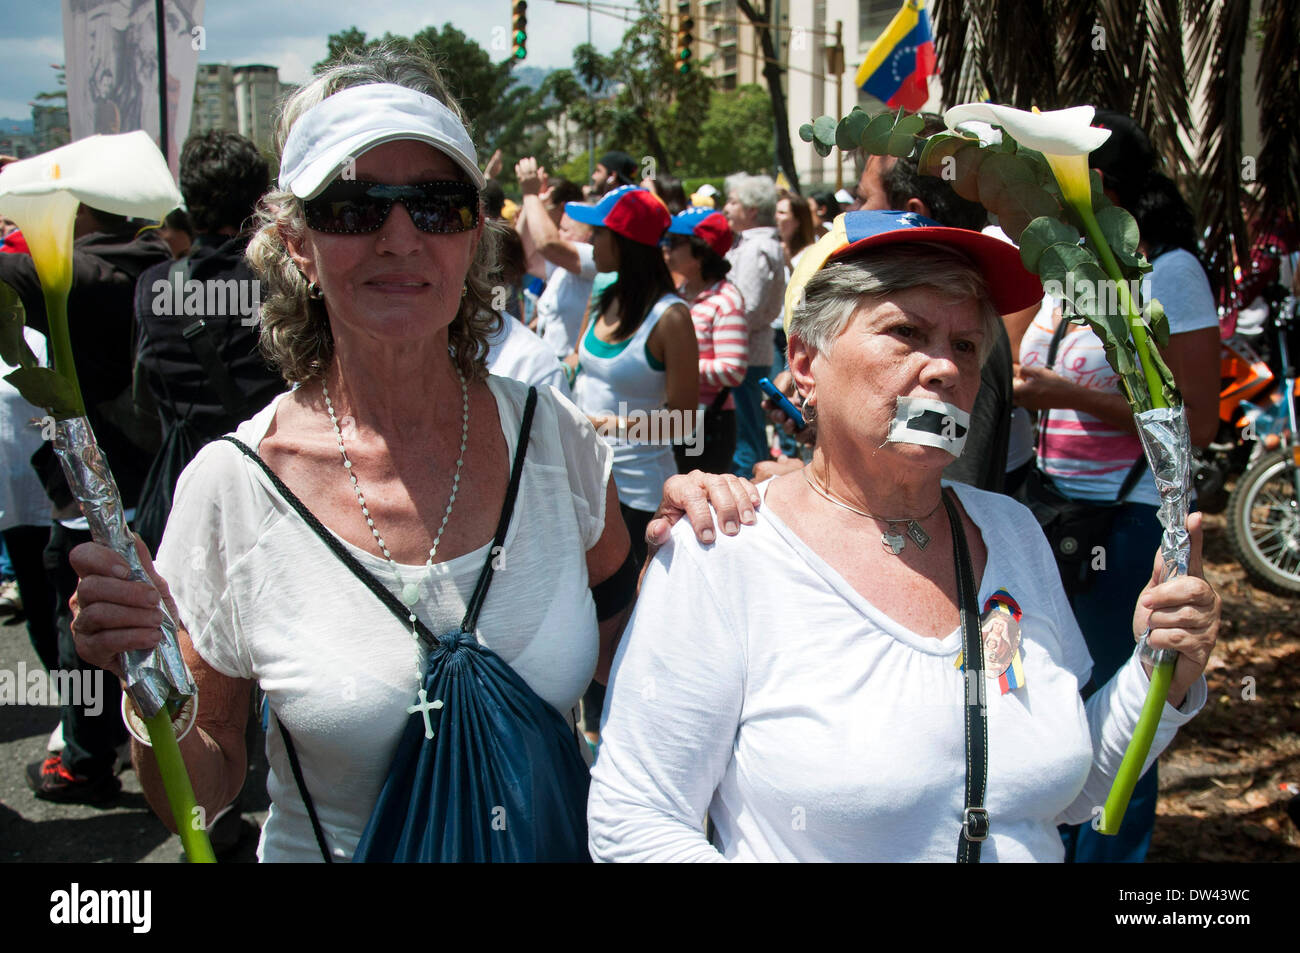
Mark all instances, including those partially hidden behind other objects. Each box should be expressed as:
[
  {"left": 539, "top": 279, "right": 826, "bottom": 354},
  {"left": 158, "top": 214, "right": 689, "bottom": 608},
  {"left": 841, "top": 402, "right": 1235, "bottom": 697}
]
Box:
[{"left": 303, "top": 179, "right": 481, "bottom": 235}]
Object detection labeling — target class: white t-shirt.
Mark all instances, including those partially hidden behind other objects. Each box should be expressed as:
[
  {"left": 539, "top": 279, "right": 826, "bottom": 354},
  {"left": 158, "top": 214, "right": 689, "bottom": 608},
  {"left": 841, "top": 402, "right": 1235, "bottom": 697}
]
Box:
[
  {"left": 1020, "top": 249, "right": 1219, "bottom": 505},
  {"left": 535, "top": 244, "right": 597, "bottom": 360},
  {"left": 588, "top": 480, "right": 1205, "bottom": 862},
  {"left": 0, "top": 327, "right": 52, "bottom": 530},
  {"left": 485, "top": 311, "right": 570, "bottom": 393},
  {"left": 156, "top": 376, "right": 612, "bottom": 862}
]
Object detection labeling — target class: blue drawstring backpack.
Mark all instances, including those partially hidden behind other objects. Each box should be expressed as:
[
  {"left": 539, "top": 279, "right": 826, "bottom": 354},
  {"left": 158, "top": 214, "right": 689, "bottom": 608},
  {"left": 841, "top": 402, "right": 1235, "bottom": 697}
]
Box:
[{"left": 223, "top": 387, "right": 592, "bottom": 862}]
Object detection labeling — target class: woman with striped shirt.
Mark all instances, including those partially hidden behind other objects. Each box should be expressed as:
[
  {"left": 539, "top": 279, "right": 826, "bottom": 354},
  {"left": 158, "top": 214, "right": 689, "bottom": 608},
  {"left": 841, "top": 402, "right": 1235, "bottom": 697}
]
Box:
[
  {"left": 664, "top": 208, "right": 749, "bottom": 474},
  {"left": 1011, "top": 113, "right": 1219, "bottom": 864}
]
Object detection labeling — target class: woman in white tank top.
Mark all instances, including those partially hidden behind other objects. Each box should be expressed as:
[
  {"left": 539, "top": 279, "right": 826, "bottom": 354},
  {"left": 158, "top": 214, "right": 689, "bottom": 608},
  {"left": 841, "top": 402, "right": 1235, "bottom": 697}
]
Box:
[{"left": 565, "top": 187, "right": 699, "bottom": 560}]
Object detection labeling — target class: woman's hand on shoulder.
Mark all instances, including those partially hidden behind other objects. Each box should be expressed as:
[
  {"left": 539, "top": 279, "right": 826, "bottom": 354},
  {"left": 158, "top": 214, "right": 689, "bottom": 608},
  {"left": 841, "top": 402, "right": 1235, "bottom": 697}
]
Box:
[
  {"left": 68, "top": 534, "right": 181, "bottom": 679},
  {"left": 1132, "top": 511, "right": 1220, "bottom": 707},
  {"left": 646, "top": 470, "right": 760, "bottom": 557}
]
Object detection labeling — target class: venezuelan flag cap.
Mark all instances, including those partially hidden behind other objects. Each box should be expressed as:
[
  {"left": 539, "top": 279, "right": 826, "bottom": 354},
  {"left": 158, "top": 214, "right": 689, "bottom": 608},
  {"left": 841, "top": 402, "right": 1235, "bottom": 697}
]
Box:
[
  {"left": 565, "top": 185, "right": 670, "bottom": 246},
  {"left": 783, "top": 209, "right": 1043, "bottom": 332}
]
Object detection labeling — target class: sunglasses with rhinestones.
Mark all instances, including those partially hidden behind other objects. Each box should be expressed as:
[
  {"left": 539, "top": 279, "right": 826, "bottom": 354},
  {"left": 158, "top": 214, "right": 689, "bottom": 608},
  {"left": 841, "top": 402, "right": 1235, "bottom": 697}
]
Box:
[{"left": 303, "top": 179, "right": 481, "bottom": 235}]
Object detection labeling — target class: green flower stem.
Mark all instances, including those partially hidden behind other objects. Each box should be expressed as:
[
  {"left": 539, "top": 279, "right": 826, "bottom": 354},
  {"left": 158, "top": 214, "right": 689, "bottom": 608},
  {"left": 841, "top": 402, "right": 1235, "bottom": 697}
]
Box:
[
  {"left": 144, "top": 709, "right": 216, "bottom": 863},
  {"left": 1073, "top": 203, "right": 1167, "bottom": 411},
  {"left": 1072, "top": 199, "right": 1176, "bottom": 836},
  {"left": 42, "top": 287, "right": 85, "bottom": 418},
  {"left": 1098, "top": 656, "right": 1176, "bottom": 835}
]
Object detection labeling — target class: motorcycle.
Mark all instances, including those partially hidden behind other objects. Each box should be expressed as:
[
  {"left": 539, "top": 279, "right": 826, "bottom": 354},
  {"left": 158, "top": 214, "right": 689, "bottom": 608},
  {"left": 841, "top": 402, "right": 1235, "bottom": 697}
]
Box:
[
  {"left": 1192, "top": 332, "right": 1276, "bottom": 514},
  {"left": 1223, "top": 290, "right": 1300, "bottom": 595}
]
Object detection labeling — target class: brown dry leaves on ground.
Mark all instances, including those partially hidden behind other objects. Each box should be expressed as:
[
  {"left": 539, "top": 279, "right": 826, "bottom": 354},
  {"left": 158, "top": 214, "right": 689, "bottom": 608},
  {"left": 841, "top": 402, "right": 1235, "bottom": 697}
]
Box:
[{"left": 1148, "top": 512, "right": 1300, "bottom": 862}]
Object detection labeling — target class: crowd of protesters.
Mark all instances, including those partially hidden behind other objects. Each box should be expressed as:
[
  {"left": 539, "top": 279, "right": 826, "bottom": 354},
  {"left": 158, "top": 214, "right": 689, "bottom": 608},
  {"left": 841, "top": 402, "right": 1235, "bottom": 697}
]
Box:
[{"left": 0, "top": 44, "right": 1247, "bottom": 863}]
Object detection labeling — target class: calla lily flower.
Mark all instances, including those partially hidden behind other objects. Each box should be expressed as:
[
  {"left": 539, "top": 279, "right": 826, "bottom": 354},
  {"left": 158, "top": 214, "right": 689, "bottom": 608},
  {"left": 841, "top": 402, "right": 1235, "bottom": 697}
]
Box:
[
  {"left": 944, "top": 103, "right": 1111, "bottom": 209},
  {"left": 0, "top": 134, "right": 210, "bottom": 862},
  {"left": 0, "top": 131, "right": 181, "bottom": 414}
]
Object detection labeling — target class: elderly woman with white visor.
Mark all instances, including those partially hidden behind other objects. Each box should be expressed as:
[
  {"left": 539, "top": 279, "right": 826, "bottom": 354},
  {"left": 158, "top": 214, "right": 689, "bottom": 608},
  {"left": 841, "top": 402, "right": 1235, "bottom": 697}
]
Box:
[
  {"left": 63, "top": 48, "right": 752, "bottom": 863},
  {"left": 588, "top": 210, "right": 1221, "bottom": 862}
]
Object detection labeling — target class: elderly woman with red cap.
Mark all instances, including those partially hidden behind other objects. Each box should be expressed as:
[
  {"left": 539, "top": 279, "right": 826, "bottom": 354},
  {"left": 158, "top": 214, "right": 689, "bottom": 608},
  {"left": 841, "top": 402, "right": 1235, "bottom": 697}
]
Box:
[
  {"left": 662, "top": 207, "right": 748, "bottom": 475},
  {"left": 567, "top": 186, "right": 700, "bottom": 563},
  {"left": 64, "top": 48, "right": 745, "bottom": 863},
  {"left": 588, "top": 210, "right": 1221, "bottom": 862}
]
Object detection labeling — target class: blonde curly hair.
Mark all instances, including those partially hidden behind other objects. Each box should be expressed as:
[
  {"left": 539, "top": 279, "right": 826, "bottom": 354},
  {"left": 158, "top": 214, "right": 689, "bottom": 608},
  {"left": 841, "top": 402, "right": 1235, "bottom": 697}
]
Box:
[{"left": 245, "top": 45, "right": 502, "bottom": 384}]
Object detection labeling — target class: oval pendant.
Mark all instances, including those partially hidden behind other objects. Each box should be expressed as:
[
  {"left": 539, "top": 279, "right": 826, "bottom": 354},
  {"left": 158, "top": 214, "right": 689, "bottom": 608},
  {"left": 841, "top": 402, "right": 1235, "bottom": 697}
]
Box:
[{"left": 401, "top": 583, "right": 421, "bottom": 607}]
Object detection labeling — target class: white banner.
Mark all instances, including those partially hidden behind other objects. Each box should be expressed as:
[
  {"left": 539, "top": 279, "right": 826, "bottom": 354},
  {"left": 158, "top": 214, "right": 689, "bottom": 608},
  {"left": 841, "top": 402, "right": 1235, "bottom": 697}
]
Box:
[{"left": 61, "top": 0, "right": 205, "bottom": 177}]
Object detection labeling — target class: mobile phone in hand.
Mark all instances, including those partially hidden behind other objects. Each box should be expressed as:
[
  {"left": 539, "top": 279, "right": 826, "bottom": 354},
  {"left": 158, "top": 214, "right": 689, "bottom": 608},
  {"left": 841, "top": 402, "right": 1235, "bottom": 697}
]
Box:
[{"left": 759, "top": 377, "right": 805, "bottom": 431}]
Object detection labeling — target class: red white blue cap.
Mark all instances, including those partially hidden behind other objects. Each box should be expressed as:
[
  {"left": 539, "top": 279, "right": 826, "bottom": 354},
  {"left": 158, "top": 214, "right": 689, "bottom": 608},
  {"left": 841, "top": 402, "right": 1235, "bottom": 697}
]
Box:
[
  {"left": 667, "top": 208, "right": 734, "bottom": 257},
  {"left": 784, "top": 209, "right": 1043, "bottom": 331},
  {"left": 565, "top": 185, "right": 670, "bottom": 246}
]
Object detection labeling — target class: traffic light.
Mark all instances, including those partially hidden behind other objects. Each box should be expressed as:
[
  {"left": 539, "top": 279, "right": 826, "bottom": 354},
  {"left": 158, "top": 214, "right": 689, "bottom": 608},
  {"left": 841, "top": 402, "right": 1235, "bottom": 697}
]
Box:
[
  {"left": 675, "top": 2, "right": 694, "bottom": 74},
  {"left": 512, "top": 1, "right": 527, "bottom": 60}
]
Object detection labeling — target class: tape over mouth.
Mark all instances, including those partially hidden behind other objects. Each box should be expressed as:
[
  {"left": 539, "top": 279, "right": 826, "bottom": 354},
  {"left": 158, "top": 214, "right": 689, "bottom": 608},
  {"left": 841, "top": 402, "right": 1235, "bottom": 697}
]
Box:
[{"left": 886, "top": 396, "right": 971, "bottom": 457}]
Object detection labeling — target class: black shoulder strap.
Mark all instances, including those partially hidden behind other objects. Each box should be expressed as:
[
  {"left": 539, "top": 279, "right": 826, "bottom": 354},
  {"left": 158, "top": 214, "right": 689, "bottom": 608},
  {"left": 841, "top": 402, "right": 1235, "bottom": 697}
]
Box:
[
  {"left": 184, "top": 316, "right": 249, "bottom": 420},
  {"left": 1045, "top": 313, "right": 1072, "bottom": 369},
  {"left": 276, "top": 716, "right": 334, "bottom": 863},
  {"left": 218, "top": 434, "right": 440, "bottom": 652},
  {"left": 943, "top": 488, "right": 988, "bottom": 863},
  {"left": 1039, "top": 315, "right": 1147, "bottom": 497},
  {"left": 1035, "top": 317, "right": 1074, "bottom": 461},
  {"left": 460, "top": 385, "right": 538, "bottom": 632}
]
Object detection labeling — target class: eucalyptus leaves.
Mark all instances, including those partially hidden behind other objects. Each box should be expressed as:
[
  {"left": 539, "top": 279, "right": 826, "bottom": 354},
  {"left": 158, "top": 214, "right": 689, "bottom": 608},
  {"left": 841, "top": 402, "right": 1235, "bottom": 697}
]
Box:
[{"left": 799, "top": 102, "right": 1178, "bottom": 413}]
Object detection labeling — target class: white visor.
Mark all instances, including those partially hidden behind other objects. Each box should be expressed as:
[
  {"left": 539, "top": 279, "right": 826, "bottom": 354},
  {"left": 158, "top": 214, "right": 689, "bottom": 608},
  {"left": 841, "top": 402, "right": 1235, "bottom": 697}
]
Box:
[{"left": 279, "top": 83, "right": 485, "bottom": 199}]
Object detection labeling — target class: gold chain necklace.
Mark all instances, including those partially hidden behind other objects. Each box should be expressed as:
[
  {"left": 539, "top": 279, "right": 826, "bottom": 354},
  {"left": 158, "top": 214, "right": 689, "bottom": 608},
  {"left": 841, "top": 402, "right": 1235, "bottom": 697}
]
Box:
[{"left": 802, "top": 468, "right": 941, "bottom": 555}]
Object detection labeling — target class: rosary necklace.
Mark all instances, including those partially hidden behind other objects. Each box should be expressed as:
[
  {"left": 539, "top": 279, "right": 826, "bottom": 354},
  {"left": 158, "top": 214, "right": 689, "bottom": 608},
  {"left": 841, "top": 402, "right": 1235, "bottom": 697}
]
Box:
[
  {"left": 322, "top": 373, "right": 469, "bottom": 691},
  {"left": 802, "top": 468, "right": 941, "bottom": 555}
]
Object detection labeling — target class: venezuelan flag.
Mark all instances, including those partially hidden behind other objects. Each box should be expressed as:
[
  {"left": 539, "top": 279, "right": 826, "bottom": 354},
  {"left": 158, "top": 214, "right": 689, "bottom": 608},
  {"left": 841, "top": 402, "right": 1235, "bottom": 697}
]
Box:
[{"left": 854, "top": 0, "right": 937, "bottom": 113}]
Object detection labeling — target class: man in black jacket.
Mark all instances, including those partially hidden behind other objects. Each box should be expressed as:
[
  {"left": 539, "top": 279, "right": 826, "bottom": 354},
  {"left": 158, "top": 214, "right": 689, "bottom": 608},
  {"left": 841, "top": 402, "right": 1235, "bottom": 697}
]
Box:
[
  {"left": 132, "top": 129, "right": 282, "bottom": 495},
  {"left": 0, "top": 203, "right": 171, "bottom": 802}
]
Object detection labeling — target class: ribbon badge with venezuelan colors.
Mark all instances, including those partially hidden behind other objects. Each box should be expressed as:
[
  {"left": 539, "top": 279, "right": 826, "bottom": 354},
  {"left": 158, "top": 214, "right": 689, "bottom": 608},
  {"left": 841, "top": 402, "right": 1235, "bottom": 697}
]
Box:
[
  {"left": 854, "top": 0, "right": 937, "bottom": 113},
  {"left": 955, "top": 589, "right": 1026, "bottom": 695}
]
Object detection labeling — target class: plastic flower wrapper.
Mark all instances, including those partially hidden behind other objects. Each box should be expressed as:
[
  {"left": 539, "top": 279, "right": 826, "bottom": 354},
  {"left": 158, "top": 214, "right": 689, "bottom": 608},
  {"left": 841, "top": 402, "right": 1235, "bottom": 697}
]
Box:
[
  {"left": 801, "top": 103, "right": 1190, "bottom": 833},
  {"left": 0, "top": 132, "right": 214, "bottom": 861}
]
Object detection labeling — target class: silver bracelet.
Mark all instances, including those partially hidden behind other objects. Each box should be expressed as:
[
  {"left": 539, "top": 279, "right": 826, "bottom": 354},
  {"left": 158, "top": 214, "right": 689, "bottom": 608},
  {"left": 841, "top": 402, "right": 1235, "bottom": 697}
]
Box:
[{"left": 121, "top": 692, "right": 198, "bottom": 746}]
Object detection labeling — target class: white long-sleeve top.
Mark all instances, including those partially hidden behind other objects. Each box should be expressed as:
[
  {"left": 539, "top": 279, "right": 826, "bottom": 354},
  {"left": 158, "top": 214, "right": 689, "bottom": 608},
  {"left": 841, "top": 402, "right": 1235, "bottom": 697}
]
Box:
[{"left": 588, "top": 480, "right": 1205, "bottom": 862}]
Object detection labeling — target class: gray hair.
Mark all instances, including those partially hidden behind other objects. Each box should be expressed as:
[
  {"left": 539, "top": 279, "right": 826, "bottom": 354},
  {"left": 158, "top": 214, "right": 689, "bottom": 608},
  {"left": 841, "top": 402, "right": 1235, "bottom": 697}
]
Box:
[
  {"left": 724, "top": 172, "right": 777, "bottom": 226},
  {"left": 789, "top": 243, "right": 1002, "bottom": 364},
  {"left": 245, "top": 44, "right": 501, "bottom": 384}
]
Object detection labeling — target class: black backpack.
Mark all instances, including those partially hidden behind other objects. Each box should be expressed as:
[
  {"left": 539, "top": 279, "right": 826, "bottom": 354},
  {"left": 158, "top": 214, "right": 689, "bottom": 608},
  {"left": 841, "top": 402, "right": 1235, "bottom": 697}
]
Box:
[{"left": 134, "top": 260, "right": 251, "bottom": 552}]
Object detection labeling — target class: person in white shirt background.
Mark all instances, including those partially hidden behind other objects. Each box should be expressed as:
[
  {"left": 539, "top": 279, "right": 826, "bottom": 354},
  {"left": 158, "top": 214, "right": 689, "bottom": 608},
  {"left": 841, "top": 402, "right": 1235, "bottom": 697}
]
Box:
[
  {"left": 514, "top": 158, "right": 595, "bottom": 363},
  {"left": 0, "top": 327, "right": 55, "bottom": 659},
  {"left": 588, "top": 210, "right": 1220, "bottom": 863}
]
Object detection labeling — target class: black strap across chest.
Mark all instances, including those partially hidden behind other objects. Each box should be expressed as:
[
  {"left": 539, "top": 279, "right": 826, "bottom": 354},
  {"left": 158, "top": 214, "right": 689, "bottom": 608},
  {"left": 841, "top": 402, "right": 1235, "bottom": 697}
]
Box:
[
  {"left": 1039, "top": 317, "right": 1146, "bottom": 500},
  {"left": 942, "top": 488, "right": 989, "bottom": 863},
  {"left": 218, "top": 384, "right": 538, "bottom": 862}
]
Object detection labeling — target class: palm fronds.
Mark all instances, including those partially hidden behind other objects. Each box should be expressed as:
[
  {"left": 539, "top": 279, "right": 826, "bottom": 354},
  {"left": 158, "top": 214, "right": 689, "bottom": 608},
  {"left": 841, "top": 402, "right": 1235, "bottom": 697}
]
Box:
[
  {"left": 1188, "top": 0, "right": 1251, "bottom": 300},
  {"left": 1254, "top": 0, "right": 1300, "bottom": 235}
]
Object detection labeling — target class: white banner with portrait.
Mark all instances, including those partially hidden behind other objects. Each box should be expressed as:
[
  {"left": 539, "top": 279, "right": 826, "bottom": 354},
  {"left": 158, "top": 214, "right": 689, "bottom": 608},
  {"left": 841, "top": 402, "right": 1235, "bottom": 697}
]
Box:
[{"left": 61, "top": 0, "right": 205, "bottom": 176}]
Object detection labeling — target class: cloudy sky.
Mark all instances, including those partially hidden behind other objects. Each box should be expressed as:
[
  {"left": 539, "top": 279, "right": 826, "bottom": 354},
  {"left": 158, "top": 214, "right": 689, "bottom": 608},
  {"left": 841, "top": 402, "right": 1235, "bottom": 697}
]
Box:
[{"left": 0, "top": 0, "right": 633, "bottom": 120}]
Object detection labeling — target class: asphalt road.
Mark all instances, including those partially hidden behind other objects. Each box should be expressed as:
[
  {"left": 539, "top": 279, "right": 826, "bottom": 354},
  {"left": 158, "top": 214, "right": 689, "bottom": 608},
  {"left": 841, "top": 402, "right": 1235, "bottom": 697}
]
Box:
[{"left": 0, "top": 612, "right": 266, "bottom": 863}]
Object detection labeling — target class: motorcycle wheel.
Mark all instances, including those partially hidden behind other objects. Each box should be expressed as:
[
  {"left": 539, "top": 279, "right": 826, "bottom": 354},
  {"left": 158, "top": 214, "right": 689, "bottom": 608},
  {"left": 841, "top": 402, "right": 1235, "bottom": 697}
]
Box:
[{"left": 1226, "top": 450, "right": 1300, "bottom": 595}]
